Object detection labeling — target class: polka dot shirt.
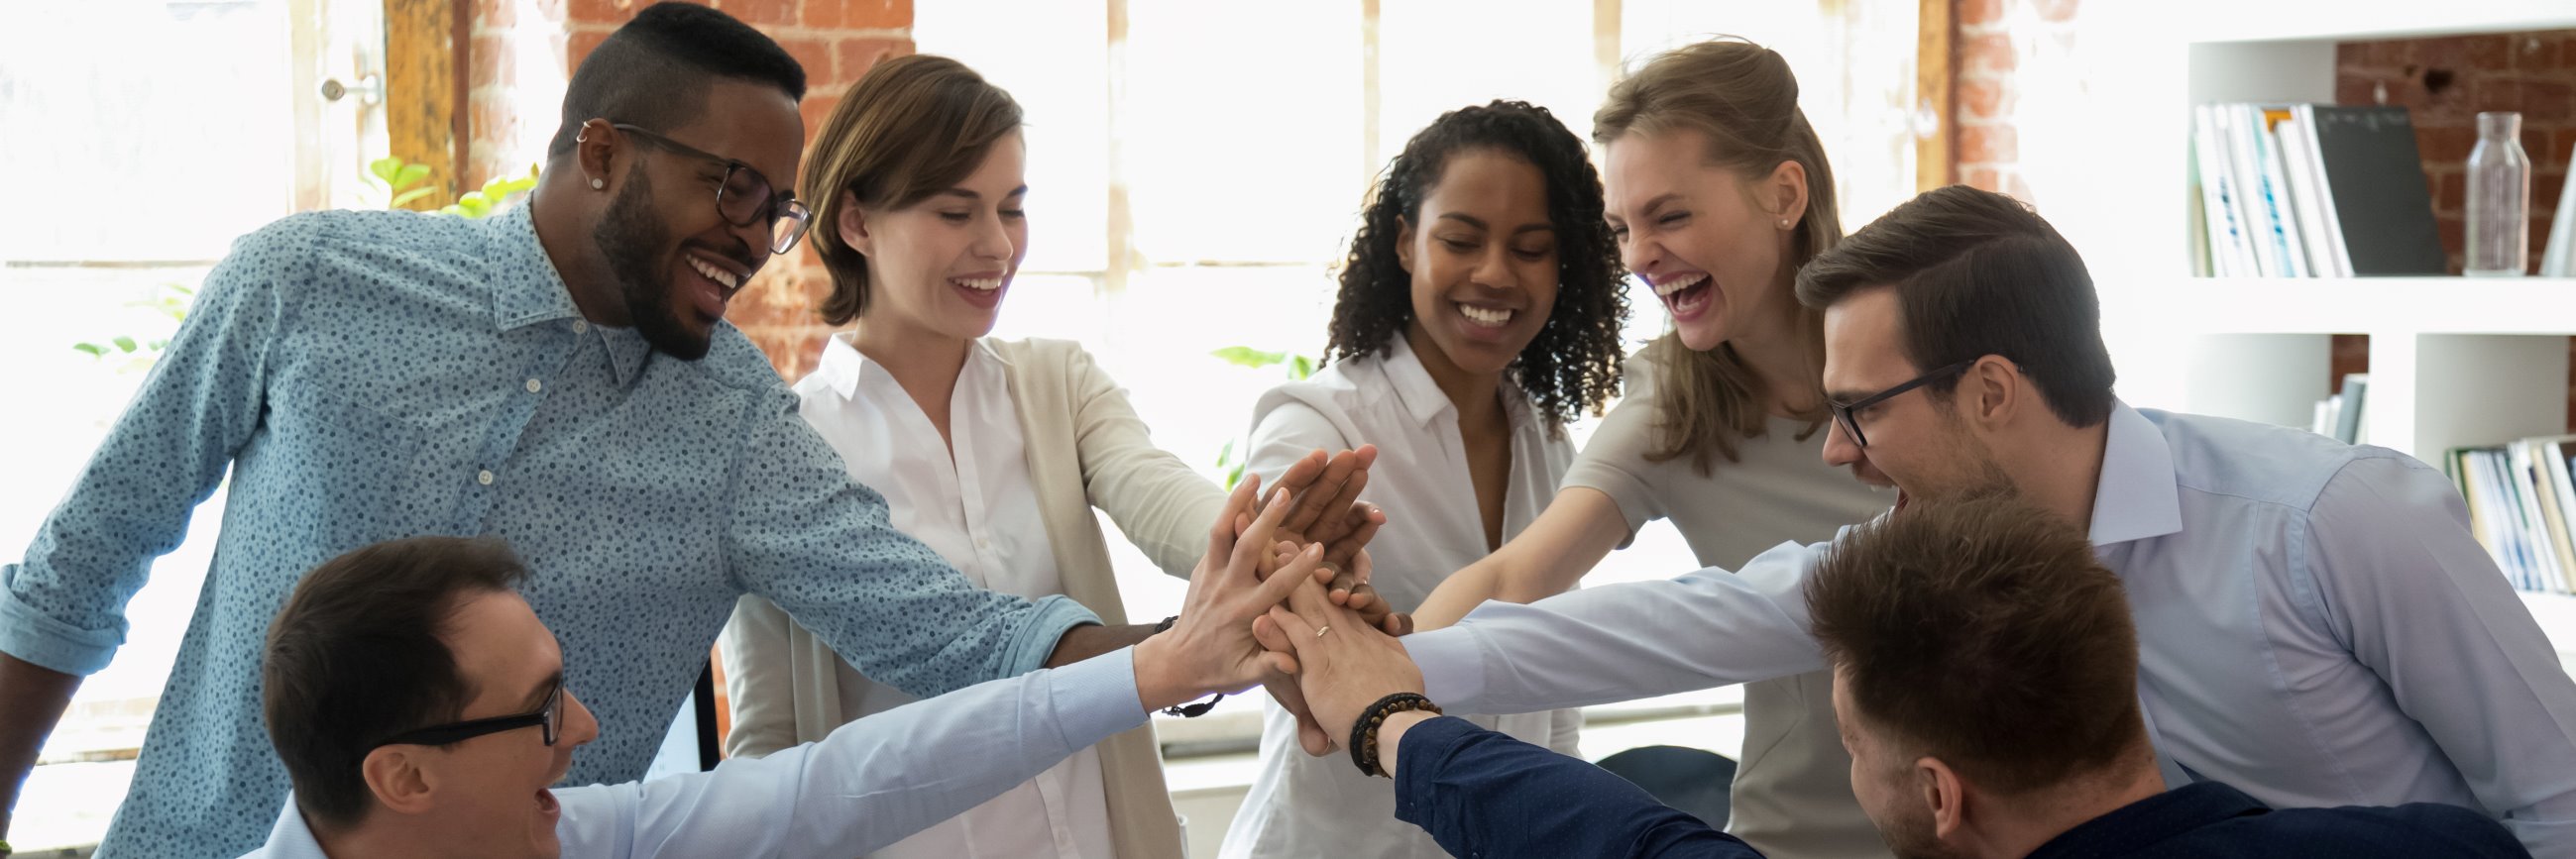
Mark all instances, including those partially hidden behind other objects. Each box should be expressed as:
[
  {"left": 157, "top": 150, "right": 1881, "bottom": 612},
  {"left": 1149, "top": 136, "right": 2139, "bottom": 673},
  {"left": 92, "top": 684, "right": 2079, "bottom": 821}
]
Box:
[{"left": 0, "top": 203, "right": 1097, "bottom": 858}]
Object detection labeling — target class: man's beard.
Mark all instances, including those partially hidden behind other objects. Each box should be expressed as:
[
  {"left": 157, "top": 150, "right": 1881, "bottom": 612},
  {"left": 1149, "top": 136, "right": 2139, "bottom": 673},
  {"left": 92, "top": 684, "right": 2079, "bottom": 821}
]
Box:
[{"left": 592, "top": 166, "right": 715, "bottom": 362}]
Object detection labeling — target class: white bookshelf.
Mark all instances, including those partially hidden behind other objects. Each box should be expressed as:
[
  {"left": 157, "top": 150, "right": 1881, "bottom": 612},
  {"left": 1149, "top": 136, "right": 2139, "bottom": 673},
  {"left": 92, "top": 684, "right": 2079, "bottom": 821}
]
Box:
[{"left": 2060, "top": 2, "right": 2576, "bottom": 653}]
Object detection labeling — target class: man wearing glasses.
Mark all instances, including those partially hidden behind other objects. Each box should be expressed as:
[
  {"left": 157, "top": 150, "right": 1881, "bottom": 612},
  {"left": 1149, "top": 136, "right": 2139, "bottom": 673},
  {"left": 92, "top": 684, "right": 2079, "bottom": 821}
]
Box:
[
  {"left": 242, "top": 477, "right": 1314, "bottom": 859},
  {"left": 1387, "top": 185, "right": 2576, "bottom": 855},
  {"left": 0, "top": 4, "right": 1374, "bottom": 858}
]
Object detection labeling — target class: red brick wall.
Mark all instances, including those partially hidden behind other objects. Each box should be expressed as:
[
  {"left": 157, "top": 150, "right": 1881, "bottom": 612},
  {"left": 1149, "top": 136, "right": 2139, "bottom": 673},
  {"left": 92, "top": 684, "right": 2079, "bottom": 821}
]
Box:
[
  {"left": 1954, "top": 0, "right": 2080, "bottom": 199},
  {"left": 2329, "top": 31, "right": 2576, "bottom": 428}
]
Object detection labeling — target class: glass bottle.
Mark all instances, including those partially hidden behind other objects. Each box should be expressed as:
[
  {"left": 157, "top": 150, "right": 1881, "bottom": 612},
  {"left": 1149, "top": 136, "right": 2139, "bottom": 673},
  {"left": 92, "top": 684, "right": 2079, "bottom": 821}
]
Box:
[{"left": 2466, "top": 111, "right": 2530, "bottom": 276}]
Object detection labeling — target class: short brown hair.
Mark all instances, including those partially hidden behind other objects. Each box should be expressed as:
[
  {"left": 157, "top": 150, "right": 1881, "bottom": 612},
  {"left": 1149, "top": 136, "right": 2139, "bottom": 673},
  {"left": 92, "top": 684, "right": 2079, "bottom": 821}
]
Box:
[
  {"left": 1795, "top": 184, "right": 2116, "bottom": 428},
  {"left": 1806, "top": 492, "right": 2145, "bottom": 796},
  {"left": 801, "top": 54, "right": 1023, "bottom": 325},
  {"left": 263, "top": 537, "right": 532, "bottom": 828},
  {"left": 1594, "top": 38, "right": 1842, "bottom": 475}
]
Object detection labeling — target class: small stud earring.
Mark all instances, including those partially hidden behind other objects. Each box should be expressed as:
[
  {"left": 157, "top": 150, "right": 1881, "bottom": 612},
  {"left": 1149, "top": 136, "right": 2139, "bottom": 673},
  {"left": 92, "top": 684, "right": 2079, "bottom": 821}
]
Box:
[
  {"left": 591, "top": 178, "right": 606, "bottom": 190},
  {"left": 1779, "top": 219, "right": 1791, "bottom": 229}
]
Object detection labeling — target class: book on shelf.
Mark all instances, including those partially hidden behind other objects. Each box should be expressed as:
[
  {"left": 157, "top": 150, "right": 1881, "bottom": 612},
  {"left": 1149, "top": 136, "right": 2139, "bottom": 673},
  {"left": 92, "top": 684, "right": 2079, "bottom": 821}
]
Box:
[
  {"left": 2186, "top": 104, "right": 2445, "bottom": 277},
  {"left": 2449, "top": 435, "right": 2576, "bottom": 595},
  {"left": 2308, "top": 373, "right": 2368, "bottom": 445}
]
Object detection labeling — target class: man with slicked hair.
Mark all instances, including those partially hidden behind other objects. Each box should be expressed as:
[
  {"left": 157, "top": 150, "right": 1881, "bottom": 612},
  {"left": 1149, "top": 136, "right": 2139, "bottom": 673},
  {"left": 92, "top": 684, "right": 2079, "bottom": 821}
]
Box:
[{"left": 0, "top": 4, "right": 1373, "bottom": 856}]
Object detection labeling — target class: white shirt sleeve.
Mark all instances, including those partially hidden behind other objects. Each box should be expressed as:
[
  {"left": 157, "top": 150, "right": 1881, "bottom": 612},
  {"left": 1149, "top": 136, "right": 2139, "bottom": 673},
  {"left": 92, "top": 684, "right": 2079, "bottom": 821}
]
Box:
[
  {"left": 551, "top": 647, "right": 1148, "bottom": 858},
  {"left": 1407, "top": 541, "right": 1830, "bottom": 714},
  {"left": 2306, "top": 455, "right": 2576, "bottom": 855}
]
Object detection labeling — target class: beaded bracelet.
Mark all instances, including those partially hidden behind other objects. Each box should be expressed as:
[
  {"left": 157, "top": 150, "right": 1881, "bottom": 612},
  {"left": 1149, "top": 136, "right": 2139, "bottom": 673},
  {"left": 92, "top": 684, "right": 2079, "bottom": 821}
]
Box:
[{"left": 1349, "top": 692, "right": 1442, "bottom": 778}]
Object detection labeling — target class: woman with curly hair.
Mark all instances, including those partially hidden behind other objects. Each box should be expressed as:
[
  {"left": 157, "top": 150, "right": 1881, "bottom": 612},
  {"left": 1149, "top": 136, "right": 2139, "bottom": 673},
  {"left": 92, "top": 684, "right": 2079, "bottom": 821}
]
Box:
[
  {"left": 1405, "top": 40, "right": 1897, "bottom": 858},
  {"left": 1217, "top": 99, "right": 1628, "bottom": 859}
]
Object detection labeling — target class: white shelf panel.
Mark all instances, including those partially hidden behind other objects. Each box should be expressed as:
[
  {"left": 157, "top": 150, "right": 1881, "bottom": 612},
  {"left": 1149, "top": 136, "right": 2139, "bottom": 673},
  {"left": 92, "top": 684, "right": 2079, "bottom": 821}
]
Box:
[
  {"left": 2163, "top": 0, "right": 2576, "bottom": 45},
  {"left": 2101, "top": 277, "right": 2576, "bottom": 336},
  {"left": 2521, "top": 591, "right": 2576, "bottom": 672}
]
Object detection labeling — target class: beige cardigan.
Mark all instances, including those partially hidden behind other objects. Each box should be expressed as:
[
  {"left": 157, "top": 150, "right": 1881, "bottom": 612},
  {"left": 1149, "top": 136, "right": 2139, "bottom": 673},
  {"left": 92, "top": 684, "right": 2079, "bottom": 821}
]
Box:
[{"left": 719, "top": 338, "right": 1221, "bottom": 859}]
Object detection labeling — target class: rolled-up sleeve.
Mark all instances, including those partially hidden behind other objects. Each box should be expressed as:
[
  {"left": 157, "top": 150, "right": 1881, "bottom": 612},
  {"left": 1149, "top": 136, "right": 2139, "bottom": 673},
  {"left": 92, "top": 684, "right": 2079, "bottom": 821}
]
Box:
[
  {"left": 0, "top": 217, "right": 297, "bottom": 675},
  {"left": 1411, "top": 540, "right": 1827, "bottom": 714},
  {"left": 2309, "top": 454, "right": 2576, "bottom": 856},
  {"left": 726, "top": 393, "right": 1098, "bottom": 698}
]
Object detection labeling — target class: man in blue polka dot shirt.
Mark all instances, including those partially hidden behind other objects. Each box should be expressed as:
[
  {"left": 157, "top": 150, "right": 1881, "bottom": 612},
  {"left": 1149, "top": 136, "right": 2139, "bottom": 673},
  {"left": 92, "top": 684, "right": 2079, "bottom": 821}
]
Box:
[{"left": 0, "top": 5, "right": 1376, "bottom": 857}]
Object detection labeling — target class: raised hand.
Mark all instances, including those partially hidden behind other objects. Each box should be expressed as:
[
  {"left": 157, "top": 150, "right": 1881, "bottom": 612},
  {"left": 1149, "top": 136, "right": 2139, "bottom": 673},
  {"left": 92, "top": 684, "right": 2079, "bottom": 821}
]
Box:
[
  {"left": 1239, "top": 447, "right": 1404, "bottom": 633},
  {"left": 1133, "top": 475, "right": 1324, "bottom": 710},
  {"left": 1251, "top": 577, "right": 1428, "bottom": 754}
]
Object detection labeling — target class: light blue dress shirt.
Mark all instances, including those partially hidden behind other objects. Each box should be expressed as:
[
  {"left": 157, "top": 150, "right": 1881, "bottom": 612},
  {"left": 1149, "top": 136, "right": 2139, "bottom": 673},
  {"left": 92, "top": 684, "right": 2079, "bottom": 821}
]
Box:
[
  {"left": 0, "top": 203, "right": 1097, "bottom": 858},
  {"left": 1406, "top": 402, "right": 2576, "bottom": 856},
  {"left": 235, "top": 647, "right": 1147, "bottom": 858}
]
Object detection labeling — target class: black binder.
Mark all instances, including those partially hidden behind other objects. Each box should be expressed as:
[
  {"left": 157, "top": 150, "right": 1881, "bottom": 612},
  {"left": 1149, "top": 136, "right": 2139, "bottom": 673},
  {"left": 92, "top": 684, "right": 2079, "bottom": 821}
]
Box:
[{"left": 2308, "top": 106, "right": 2448, "bottom": 275}]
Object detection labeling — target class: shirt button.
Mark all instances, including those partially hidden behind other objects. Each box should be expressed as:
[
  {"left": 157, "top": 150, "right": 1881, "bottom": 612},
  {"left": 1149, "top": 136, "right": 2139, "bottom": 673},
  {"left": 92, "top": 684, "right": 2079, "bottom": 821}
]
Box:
[
  {"left": 477, "top": 470, "right": 495, "bottom": 485},
  {"left": 571, "top": 321, "right": 588, "bottom": 335},
  {"left": 525, "top": 377, "right": 542, "bottom": 393}
]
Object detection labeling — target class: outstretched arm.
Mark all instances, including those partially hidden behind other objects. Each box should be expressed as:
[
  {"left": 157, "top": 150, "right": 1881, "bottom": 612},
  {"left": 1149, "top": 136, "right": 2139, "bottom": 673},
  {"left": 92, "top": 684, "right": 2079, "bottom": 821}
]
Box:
[{"left": 1409, "top": 487, "right": 1630, "bottom": 631}]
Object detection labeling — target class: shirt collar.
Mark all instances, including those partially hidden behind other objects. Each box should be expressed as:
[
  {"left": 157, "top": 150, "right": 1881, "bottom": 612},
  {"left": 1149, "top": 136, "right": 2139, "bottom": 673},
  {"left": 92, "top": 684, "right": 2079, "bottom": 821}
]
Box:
[
  {"left": 247, "top": 792, "right": 334, "bottom": 859},
  {"left": 488, "top": 202, "right": 583, "bottom": 332},
  {"left": 486, "top": 202, "right": 653, "bottom": 385},
  {"left": 1376, "top": 336, "right": 1535, "bottom": 432},
  {"left": 818, "top": 332, "right": 999, "bottom": 401},
  {"left": 2025, "top": 781, "right": 2270, "bottom": 859},
  {"left": 2088, "top": 400, "right": 2184, "bottom": 547}
]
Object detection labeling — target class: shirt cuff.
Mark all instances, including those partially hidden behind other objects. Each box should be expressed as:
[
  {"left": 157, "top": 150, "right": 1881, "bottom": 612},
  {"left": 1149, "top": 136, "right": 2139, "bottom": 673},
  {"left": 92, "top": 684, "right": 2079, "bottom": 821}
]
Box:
[
  {"left": 0, "top": 564, "right": 122, "bottom": 676},
  {"left": 1002, "top": 593, "right": 1104, "bottom": 677},
  {"left": 1046, "top": 646, "right": 1151, "bottom": 751},
  {"left": 1406, "top": 626, "right": 1489, "bottom": 712}
]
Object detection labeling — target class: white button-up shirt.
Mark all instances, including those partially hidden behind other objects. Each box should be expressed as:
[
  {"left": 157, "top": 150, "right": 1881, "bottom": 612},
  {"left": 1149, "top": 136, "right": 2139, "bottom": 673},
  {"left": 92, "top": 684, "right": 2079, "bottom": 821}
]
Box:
[
  {"left": 1220, "top": 336, "right": 1583, "bottom": 858},
  {"left": 236, "top": 648, "right": 1149, "bottom": 858},
  {"left": 779, "top": 334, "right": 1112, "bottom": 859},
  {"left": 1406, "top": 401, "right": 2576, "bottom": 856}
]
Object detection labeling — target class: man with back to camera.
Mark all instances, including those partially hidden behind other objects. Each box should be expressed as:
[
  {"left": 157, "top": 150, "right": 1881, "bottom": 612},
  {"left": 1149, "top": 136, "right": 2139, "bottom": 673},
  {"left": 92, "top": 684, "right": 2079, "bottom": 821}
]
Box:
[
  {"left": 0, "top": 4, "right": 1381, "bottom": 856},
  {"left": 1390, "top": 184, "right": 2576, "bottom": 855}
]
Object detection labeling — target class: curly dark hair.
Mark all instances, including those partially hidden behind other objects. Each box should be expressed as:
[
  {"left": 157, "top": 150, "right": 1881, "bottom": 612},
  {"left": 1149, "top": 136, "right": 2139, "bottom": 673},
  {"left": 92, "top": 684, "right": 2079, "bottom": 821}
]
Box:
[{"left": 1325, "top": 100, "right": 1629, "bottom": 430}]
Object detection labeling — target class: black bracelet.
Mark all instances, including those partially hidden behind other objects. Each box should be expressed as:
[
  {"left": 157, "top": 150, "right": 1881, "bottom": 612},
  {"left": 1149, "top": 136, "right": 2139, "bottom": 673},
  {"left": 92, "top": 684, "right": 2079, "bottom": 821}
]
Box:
[
  {"left": 1349, "top": 692, "right": 1441, "bottom": 778},
  {"left": 1151, "top": 615, "right": 1224, "bottom": 717}
]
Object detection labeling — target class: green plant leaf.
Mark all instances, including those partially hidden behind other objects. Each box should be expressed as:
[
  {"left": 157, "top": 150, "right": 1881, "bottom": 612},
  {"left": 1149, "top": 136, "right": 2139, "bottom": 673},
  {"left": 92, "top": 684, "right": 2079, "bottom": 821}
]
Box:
[
  {"left": 113, "top": 336, "right": 138, "bottom": 353},
  {"left": 394, "top": 162, "right": 432, "bottom": 189},
  {"left": 390, "top": 186, "right": 438, "bottom": 208},
  {"left": 1211, "top": 346, "right": 1287, "bottom": 369},
  {"left": 1225, "top": 460, "right": 1246, "bottom": 490},
  {"left": 73, "top": 343, "right": 105, "bottom": 357},
  {"left": 1290, "top": 355, "right": 1315, "bottom": 379},
  {"left": 148, "top": 339, "right": 169, "bottom": 351},
  {"left": 369, "top": 157, "right": 403, "bottom": 185}
]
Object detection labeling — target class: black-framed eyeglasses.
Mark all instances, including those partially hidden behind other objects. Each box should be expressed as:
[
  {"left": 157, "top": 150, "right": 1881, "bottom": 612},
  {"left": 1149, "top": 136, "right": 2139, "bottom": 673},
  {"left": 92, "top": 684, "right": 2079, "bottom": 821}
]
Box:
[
  {"left": 610, "top": 123, "right": 813, "bottom": 256},
  {"left": 1828, "top": 359, "right": 1976, "bottom": 449},
  {"left": 372, "top": 679, "right": 564, "bottom": 749}
]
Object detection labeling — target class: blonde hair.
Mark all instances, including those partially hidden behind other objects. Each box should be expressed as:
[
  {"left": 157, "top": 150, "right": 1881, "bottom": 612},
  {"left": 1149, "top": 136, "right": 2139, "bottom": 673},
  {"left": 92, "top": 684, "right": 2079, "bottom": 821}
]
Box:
[
  {"left": 801, "top": 54, "right": 1023, "bottom": 325},
  {"left": 1594, "top": 39, "right": 1839, "bottom": 475}
]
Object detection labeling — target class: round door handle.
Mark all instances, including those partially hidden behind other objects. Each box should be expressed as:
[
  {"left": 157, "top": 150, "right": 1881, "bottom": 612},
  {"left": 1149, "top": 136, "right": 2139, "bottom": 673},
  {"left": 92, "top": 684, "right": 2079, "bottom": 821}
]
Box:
[{"left": 320, "top": 74, "right": 384, "bottom": 105}]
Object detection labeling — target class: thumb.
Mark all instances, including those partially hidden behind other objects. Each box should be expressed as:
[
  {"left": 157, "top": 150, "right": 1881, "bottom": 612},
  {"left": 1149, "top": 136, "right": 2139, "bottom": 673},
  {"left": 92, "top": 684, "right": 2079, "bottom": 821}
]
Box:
[{"left": 1251, "top": 613, "right": 1293, "bottom": 656}]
